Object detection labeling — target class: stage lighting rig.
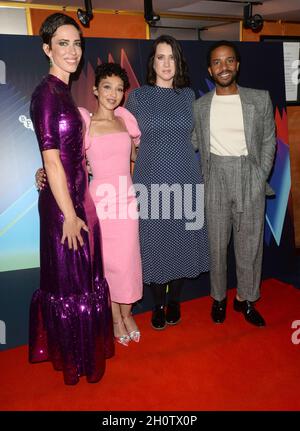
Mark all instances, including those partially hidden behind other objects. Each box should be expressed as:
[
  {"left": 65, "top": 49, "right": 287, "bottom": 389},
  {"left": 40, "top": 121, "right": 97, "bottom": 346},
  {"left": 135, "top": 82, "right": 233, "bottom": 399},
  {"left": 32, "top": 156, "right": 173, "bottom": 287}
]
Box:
[
  {"left": 208, "top": 1, "right": 263, "bottom": 33},
  {"left": 243, "top": 2, "right": 264, "bottom": 31},
  {"left": 77, "top": 0, "right": 93, "bottom": 27},
  {"left": 144, "top": 0, "right": 160, "bottom": 25}
]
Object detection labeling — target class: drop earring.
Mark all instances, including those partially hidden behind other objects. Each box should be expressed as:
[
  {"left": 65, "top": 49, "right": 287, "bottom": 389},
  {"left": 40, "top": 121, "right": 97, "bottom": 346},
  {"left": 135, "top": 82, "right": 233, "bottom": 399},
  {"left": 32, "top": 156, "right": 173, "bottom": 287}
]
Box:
[{"left": 49, "top": 58, "right": 53, "bottom": 67}]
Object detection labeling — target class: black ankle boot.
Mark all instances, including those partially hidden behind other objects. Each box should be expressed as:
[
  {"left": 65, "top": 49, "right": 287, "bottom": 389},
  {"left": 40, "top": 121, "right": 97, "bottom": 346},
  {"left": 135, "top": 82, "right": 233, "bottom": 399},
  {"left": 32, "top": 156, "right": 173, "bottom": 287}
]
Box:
[
  {"left": 166, "top": 301, "right": 181, "bottom": 325},
  {"left": 166, "top": 278, "right": 183, "bottom": 325},
  {"left": 150, "top": 283, "right": 167, "bottom": 330},
  {"left": 151, "top": 305, "right": 166, "bottom": 330}
]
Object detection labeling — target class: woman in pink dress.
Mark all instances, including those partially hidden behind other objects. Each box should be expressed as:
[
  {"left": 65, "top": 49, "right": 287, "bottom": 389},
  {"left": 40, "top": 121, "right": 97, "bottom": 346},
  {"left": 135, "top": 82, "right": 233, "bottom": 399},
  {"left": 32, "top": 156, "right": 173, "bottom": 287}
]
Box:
[{"left": 79, "top": 63, "right": 143, "bottom": 346}]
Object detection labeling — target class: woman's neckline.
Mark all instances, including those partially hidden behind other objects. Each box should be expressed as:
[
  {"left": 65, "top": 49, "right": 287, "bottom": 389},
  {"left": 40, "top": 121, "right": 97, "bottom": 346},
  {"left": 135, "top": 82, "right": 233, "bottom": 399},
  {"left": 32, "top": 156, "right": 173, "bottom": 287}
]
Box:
[
  {"left": 88, "top": 113, "right": 128, "bottom": 138},
  {"left": 152, "top": 84, "right": 176, "bottom": 90},
  {"left": 47, "top": 74, "right": 69, "bottom": 87}
]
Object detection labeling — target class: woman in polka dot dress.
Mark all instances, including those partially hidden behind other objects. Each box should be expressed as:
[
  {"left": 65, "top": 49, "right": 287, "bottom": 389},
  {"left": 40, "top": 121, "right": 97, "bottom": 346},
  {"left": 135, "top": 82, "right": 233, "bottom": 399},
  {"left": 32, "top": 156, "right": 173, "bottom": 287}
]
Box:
[{"left": 126, "top": 35, "right": 209, "bottom": 330}]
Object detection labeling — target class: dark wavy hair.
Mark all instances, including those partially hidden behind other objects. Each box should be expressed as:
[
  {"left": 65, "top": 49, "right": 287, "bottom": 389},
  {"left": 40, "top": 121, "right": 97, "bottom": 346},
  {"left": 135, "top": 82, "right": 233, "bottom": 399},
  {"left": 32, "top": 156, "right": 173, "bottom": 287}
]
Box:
[
  {"left": 206, "top": 40, "right": 240, "bottom": 67},
  {"left": 147, "top": 35, "right": 190, "bottom": 88},
  {"left": 94, "top": 63, "right": 130, "bottom": 91},
  {"left": 39, "top": 13, "right": 82, "bottom": 46}
]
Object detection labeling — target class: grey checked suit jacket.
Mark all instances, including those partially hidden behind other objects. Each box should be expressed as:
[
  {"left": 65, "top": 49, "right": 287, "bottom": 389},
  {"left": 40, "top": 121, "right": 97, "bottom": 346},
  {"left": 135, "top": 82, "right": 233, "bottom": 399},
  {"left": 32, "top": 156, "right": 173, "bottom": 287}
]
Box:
[{"left": 192, "top": 85, "right": 276, "bottom": 196}]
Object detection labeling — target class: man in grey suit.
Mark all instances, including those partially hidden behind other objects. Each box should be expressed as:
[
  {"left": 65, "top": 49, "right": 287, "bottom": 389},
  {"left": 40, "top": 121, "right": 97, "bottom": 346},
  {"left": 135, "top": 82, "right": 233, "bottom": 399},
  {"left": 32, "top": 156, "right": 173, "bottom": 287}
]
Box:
[{"left": 192, "top": 40, "right": 276, "bottom": 326}]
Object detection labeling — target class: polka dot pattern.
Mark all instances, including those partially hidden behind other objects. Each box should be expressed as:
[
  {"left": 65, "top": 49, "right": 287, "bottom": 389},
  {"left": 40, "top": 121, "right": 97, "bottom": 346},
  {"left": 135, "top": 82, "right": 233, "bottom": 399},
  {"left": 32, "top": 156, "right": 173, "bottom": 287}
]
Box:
[{"left": 126, "top": 85, "right": 209, "bottom": 284}]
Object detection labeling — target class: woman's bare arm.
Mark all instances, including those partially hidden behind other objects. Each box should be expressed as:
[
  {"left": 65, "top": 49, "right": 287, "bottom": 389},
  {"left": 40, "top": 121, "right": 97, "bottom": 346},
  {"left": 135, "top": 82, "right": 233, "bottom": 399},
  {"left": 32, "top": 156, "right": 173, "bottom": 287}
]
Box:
[{"left": 43, "top": 149, "right": 88, "bottom": 250}]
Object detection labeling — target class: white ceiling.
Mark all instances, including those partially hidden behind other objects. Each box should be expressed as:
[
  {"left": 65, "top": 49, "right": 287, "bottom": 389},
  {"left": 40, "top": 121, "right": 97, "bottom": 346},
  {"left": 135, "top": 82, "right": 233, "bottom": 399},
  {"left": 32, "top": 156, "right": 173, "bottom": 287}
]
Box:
[
  {"left": 5, "top": 0, "right": 300, "bottom": 20},
  {"left": 4, "top": 0, "right": 300, "bottom": 29}
]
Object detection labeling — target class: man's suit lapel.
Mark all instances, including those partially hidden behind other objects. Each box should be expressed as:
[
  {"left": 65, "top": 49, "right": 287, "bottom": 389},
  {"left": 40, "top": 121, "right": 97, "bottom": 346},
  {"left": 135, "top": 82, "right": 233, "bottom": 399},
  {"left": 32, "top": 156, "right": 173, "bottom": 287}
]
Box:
[
  {"left": 199, "top": 90, "right": 214, "bottom": 154},
  {"left": 238, "top": 86, "right": 255, "bottom": 153}
]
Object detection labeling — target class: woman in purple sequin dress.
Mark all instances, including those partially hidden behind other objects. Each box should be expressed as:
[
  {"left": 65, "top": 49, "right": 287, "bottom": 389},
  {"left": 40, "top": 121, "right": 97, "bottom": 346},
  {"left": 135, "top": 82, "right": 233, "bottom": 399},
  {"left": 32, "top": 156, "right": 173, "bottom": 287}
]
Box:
[{"left": 29, "top": 13, "right": 114, "bottom": 385}]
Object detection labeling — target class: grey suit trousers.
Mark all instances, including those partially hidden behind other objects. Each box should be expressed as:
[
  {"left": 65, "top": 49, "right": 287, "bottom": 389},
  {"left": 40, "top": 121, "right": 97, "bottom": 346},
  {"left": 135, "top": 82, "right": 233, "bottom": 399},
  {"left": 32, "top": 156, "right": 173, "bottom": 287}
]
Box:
[{"left": 206, "top": 153, "right": 266, "bottom": 302}]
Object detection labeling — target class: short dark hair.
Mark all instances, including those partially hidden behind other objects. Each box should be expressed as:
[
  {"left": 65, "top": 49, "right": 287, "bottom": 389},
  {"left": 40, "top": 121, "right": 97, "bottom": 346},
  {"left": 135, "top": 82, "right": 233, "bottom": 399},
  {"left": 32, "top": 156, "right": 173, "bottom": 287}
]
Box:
[
  {"left": 39, "top": 13, "right": 82, "bottom": 46},
  {"left": 94, "top": 63, "right": 130, "bottom": 91},
  {"left": 147, "top": 35, "right": 190, "bottom": 88},
  {"left": 207, "top": 40, "right": 240, "bottom": 67}
]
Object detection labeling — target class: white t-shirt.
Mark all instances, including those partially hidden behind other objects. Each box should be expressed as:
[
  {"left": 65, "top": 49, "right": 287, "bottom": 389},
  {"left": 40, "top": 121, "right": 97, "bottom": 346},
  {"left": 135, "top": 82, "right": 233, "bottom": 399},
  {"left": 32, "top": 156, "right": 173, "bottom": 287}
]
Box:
[{"left": 210, "top": 93, "right": 248, "bottom": 156}]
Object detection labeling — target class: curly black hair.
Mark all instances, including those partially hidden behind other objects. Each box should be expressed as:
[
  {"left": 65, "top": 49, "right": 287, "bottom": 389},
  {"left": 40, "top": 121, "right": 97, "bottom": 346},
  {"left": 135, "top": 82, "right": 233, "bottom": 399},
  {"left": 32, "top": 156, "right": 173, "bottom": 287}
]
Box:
[{"left": 94, "top": 63, "right": 130, "bottom": 91}]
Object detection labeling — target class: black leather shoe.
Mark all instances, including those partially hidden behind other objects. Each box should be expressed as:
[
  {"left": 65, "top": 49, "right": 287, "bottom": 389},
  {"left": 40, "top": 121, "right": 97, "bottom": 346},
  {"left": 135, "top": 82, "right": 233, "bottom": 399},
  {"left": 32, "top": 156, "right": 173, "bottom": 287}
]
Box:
[
  {"left": 211, "top": 298, "right": 227, "bottom": 323},
  {"left": 166, "top": 301, "right": 181, "bottom": 325},
  {"left": 233, "top": 298, "right": 266, "bottom": 327},
  {"left": 151, "top": 306, "right": 166, "bottom": 330}
]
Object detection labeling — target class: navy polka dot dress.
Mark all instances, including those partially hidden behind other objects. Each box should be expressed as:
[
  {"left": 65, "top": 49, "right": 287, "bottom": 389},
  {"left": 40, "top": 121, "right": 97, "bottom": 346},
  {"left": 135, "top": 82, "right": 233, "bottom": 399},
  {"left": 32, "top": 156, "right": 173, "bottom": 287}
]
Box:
[{"left": 126, "top": 85, "right": 209, "bottom": 284}]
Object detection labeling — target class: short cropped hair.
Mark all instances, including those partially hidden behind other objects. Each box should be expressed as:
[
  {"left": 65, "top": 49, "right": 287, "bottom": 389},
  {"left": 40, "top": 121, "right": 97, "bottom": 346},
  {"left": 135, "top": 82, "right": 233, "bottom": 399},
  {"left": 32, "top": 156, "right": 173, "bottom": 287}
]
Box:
[
  {"left": 39, "top": 13, "right": 82, "bottom": 46},
  {"left": 207, "top": 40, "right": 240, "bottom": 67}
]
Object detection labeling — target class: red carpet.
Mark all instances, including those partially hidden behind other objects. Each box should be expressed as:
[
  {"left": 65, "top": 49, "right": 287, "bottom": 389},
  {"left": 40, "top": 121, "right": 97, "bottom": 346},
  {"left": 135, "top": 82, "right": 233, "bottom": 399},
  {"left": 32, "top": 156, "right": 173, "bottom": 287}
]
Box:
[{"left": 0, "top": 278, "right": 300, "bottom": 411}]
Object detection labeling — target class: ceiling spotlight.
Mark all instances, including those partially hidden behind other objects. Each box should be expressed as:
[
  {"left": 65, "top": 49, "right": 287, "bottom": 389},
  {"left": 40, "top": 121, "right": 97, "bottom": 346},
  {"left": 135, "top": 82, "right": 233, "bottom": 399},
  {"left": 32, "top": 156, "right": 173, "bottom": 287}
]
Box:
[
  {"left": 77, "top": 0, "right": 93, "bottom": 27},
  {"left": 144, "top": 0, "right": 160, "bottom": 25},
  {"left": 243, "top": 2, "right": 263, "bottom": 32}
]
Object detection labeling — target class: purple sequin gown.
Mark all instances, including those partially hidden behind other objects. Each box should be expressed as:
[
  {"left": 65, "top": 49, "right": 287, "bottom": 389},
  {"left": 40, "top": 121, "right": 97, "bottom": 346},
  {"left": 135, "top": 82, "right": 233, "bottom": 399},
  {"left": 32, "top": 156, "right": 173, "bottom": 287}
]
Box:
[{"left": 29, "top": 74, "right": 114, "bottom": 385}]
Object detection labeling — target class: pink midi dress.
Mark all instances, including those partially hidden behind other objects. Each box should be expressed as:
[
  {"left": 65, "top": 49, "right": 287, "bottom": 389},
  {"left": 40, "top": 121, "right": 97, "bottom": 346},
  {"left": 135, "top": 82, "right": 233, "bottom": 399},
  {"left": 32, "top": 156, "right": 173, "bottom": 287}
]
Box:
[{"left": 79, "top": 107, "right": 143, "bottom": 304}]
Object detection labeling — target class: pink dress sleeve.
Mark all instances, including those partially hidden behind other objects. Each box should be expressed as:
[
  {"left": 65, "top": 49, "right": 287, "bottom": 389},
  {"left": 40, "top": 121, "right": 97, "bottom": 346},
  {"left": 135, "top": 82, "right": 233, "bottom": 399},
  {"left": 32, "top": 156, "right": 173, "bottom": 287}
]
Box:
[
  {"left": 78, "top": 107, "right": 91, "bottom": 150},
  {"left": 114, "top": 106, "right": 141, "bottom": 147}
]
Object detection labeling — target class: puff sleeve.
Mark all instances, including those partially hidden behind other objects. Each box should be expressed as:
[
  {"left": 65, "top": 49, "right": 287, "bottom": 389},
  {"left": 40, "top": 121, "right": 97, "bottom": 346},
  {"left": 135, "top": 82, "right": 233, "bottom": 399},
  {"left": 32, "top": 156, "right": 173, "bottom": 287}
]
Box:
[{"left": 115, "top": 106, "right": 141, "bottom": 147}]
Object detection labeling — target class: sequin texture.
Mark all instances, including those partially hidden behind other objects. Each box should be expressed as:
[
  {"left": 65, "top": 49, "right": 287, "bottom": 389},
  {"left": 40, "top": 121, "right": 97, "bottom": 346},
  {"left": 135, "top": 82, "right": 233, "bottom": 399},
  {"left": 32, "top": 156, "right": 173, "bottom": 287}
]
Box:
[{"left": 29, "top": 75, "right": 114, "bottom": 385}]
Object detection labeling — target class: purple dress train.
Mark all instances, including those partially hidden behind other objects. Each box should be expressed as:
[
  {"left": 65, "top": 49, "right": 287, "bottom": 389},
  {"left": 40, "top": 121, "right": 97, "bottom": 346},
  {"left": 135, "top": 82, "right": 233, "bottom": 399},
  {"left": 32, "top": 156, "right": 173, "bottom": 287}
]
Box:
[{"left": 29, "top": 74, "right": 114, "bottom": 385}]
